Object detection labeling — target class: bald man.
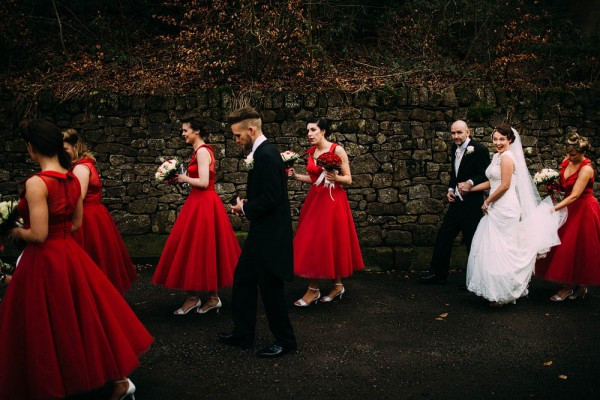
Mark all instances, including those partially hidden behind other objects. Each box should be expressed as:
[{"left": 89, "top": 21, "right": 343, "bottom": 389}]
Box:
[{"left": 421, "top": 120, "right": 490, "bottom": 284}]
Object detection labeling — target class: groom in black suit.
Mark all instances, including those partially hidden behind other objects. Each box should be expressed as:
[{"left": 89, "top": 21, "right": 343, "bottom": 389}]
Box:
[
  {"left": 421, "top": 120, "right": 490, "bottom": 284},
  {"left": 218, "top": 106, "right": 297, "bottom": 358}
]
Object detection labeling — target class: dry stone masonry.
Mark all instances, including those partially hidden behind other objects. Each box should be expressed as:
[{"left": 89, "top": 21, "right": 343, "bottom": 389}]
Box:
[{"left": 0, "top": 87, "right": 598, "bottom": 269}]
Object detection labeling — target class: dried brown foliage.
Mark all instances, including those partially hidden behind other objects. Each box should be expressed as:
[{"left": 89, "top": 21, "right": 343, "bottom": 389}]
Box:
[{"left": 0, "top": 0, "right": 598, "bottom": 98}]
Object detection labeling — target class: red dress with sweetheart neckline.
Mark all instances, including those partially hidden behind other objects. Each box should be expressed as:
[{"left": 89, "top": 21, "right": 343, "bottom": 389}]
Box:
[
  {"left": 0, "top": 171, "right": 153, "bottom": 400},
  {"left": 152, "top": 145, "right": 240, "bottom": 291},
  {"left": 535, "top": 158, "right": 600, "bottom": 285},
  {"left": 293, "top": 143, "right": 364, "bottom": 279},
  {"left": 71, "top": 158, "right": 137, "bottom": 294}
]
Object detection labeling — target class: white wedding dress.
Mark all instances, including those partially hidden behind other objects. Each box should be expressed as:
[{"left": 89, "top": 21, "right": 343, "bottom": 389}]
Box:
[{"left": 466, "top": 149, "right": 566, "bottom": 304}]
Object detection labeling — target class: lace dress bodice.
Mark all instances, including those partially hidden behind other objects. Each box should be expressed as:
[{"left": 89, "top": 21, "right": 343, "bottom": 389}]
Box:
[{"left": 486, "top": 151, "right": 520, "bottom": 216}]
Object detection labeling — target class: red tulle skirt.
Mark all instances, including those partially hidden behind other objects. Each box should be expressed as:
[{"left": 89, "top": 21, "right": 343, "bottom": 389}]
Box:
[
  {"left": 294, "top": 185, "right": 364, "bottom": 279},
  {"left": 152, "top": 189, "right": 240, "bottom": 291},
  {"left": 0, "top": 237, "right": 153, "bottom": 400},
  {"left": 536, "top": 193, "right": 600, "bottom": 285},
  {"left": 72, "top": 203, "right": 137, "bottom": 294}
]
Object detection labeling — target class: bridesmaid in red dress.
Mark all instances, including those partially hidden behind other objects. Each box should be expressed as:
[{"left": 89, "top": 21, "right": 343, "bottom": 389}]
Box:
[
  {"left": 536, "top": 133, "right": 600, "bottom": 301},
  {"left": 63, "top": 129, "right": 137, "bottom": 294},
  {"left": 0, "top": 120, "right": 152, "bottom": 400},
  {"left": 152, "top": 114, "right": 241, "bottom": 315},
  {"left": 288, "top": 118, "right": 364, "bottom": 306}
]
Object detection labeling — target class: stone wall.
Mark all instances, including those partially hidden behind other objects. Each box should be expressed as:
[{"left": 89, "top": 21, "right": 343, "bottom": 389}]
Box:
[{"left": 0, "top": 87, "right": 599, "bottom": 269}]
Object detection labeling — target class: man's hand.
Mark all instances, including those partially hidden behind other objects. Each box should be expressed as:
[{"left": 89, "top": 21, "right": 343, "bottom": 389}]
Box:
[
  {"left": 447, "top": 190, "right": 456, "bottom": 203},
  {"left": 231, "top": 197, "right": 246, "bottom": 216}
]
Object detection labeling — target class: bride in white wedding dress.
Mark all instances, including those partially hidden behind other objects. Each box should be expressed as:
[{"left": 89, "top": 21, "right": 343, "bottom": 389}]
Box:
[{"left": 466, "top": 125, "right": 567, "bottom": 305}]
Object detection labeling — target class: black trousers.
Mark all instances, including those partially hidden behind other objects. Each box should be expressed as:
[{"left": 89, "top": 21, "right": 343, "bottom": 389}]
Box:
[
  {"left": 430, "top": 199, "right": 484, "bottom": 278},
  {"left": 231, "top": 254, "right": 296, "bottom": 349}
]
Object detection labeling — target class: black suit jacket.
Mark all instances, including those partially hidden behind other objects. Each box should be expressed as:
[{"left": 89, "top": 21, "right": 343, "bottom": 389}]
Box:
[
  {"left": 242, "top": 140, "right": 294, "bottom": 281},
  {"left": 448, "top": 139, "right": 490, "bottom": 205}
]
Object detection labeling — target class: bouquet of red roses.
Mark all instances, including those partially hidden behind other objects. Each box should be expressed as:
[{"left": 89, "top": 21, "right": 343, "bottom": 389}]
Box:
[{"left": 316, "top": 152, "right": 342, "bottom": 172}]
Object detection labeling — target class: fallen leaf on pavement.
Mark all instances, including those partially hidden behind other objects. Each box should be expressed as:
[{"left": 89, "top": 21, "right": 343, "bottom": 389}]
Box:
[
  {"left": 435, "top": 317, "right": 444, "bottom": 321},
  {"left": 543, "top": 361, "right": 553, "bottom": 366},
  {"left": 439, "top": 313, "right": 449, "bottom": 318},
  {"left": 558, "top": 375, "right": 567, "bottom": 380}
]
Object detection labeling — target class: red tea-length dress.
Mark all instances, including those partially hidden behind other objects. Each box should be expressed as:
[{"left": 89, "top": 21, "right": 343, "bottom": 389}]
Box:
[
  {"left": 152, "top": 145, "right": 240, "bottom": 291},
  {"left": 294, "top": 143, "right": 364, "bottom": 279},
  {"left": 536, "top": 158, "right": 600, "bottom": 285},
  {"left": 0, "top": 171, "right": 153, "bottom": 400},
  {"left": 71, "top": 158, "right": 137, "bottom": 293}
]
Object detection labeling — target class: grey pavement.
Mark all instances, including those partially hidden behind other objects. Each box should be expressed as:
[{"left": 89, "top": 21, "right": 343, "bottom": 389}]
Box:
[{"left": 111, "top": 267, "right": 600, "bottom": 400}]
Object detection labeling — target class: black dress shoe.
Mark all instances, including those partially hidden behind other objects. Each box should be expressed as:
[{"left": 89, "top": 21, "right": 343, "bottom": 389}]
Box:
[
  {"left": 256, "top": 343, "right": 296, "bottom": 358},
  {"left": 419, "top": 272, "right": 447, "bottom": 284},
  {"left": 217, "top": 332, "right": 253, "bottom": 349}
]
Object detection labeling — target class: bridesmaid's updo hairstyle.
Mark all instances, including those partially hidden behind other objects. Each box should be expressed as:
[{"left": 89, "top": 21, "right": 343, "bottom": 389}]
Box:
[
  {"left": 181, "top": 113, "right": 207, "bottom": 139},
  {"left": 566, "top": 133, "right": 591, "bottom": 154},
  {"left": 19, "top": 119, "right": 71, "bottom": 169},
  {"left": 492, "top": 124, "right": 515, "bottom": 143},
  {"left": 62, "top": 128, "right": 96, "bottom": 162},
  {"left": 308, "top": 117, "right": 331, "bottom": 138}
]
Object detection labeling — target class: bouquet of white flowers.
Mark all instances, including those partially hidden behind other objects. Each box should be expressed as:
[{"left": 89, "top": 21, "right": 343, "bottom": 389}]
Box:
[
  {"left": 533, "top": 168, "right": 563, "bottom": 202},
  {"left": 280, "top": 150, "right": 300, "bottom": 167},
  {"left": 533, "top": 168, "right": 560, "bottom": 185},
  {"left": 0, "top": 199, "right": 23, "bottom": 251},
  {"left": 0, "top": 200, "right": 18, "bottom": 223},
  {"left": 155, "top": 159, "right": 181, "bottom": 183}
]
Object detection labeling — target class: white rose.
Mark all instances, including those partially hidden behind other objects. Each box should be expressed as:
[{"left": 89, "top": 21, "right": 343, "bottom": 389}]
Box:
[{"left": 466, "top": 145, "right": 475, "bottom": 154}]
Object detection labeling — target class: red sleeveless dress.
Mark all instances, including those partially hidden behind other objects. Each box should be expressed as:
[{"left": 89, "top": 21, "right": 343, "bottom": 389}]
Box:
[
  {"left": 536, "top": 158, "right": 600, "bottom": 285},
  {"left": 152, "top": 145, "right": 240, "bottom": 291},
  {"left": 71, "top": 158, "right": 137, "bottom": 294},
  {"left": 294, "top": 144, "right": 364, "bottom": 279},
  {"left": 0, "top": 171, "right": 153, "bottom": 400}
]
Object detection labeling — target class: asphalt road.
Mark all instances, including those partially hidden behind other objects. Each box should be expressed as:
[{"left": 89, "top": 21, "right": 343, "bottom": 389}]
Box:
[{"left": 5, "top": 266, "right": 600, "bottom": 399}]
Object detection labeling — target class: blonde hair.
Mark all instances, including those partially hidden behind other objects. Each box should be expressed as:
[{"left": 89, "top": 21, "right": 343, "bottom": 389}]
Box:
[
  {"left": 565, "top": 133, "right": 591, "bottom": 154},
  {"left": 62, "top": 129, "right": 96, "bottom": 162}
]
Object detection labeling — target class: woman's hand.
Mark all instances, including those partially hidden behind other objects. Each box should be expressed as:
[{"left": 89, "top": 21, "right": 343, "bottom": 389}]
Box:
[
  {"left": 481, "top": 200, "right": 490, "bottom": 214},
  {"left": 325, "top": 170, "right": 338, "bottom": 182},
  {"left": 287, "top": 167, "right": 296, "bottom": 179},
  {"left": 175, "top": 174, "right": 188, "bottom": 184},
  {"left": 9, "top": 227, "right": 25, "bottom": 241}
]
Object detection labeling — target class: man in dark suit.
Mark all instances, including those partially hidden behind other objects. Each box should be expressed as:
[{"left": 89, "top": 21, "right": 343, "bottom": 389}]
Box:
[
  {"left": 420, "top": 120, "right": 490, "bottom": 284},
  {"left": 218, "top": 106, "right": 297, "bottom": 358}
]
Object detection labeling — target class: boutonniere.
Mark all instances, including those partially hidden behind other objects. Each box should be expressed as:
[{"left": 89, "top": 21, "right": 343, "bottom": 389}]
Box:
[
  {"left": 244, "top": 153, "right": 254, "bottom": 170},
  {"left": 466, "top": 145, "right": 475, "bottom": 155}
]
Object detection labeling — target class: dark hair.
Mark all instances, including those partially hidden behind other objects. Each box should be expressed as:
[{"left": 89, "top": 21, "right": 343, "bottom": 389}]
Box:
[
  {"left": 227, "top": 106, "right": 262, "bottom": 125},
  {"left": 20, "top": 119, "right": 71, "bottom": 169},
  {"left": 492, "top": 124, "right": 515, "bottom": 143},
  {"left": 62, "top": 128, "right": 96, "bottom": 161},
  {"left": 180, "top": 113, "right": 207, "bottom": 138},
  {"left": 308, "top": 117, "right": 331, "bottom": 138},
  {"left": 566, "top": 132, "right": 591, "bottom": 154}
]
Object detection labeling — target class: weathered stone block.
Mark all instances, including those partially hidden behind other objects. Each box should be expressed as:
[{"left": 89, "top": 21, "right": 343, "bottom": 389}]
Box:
[
  {"left": 377, "top": 188, "right": 398, "bottom": 204},
  {"left": 351, "top": 154, "right": 380, "bottom": 173},
  {"left": 127, "top": 198, "right": 158, "bottom": 214},
  {"left": 405, "top": 198, "right": 444, "bottom": 214},
  {"left": 408, "top": 184, "right": 430, "bottom": 199},
  {"left": 114, "top": 213, "right": 152, "bottom": 234}
]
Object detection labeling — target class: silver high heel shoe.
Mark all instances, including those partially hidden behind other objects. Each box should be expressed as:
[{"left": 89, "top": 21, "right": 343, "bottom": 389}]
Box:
[
  {"left": 173, "top": 297, "right": 202, "bottom": 315},
  {"left": 550, "top": 287, "right": 574, "bottom": 302},
  {"left": 294, "top": 287, "right": 321, "bottom": 307},
  {"left": 116, "top": 378, "right": 136, "bottom": 400},
  {"left": 196, "top": 297, "right": 222, "bottom": 314},
  {"left": 320, "top": 283, "right": 345, "bottom": 303},
  {"left": 569, "top": 286, "right": 588, "bottom": 300}
]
